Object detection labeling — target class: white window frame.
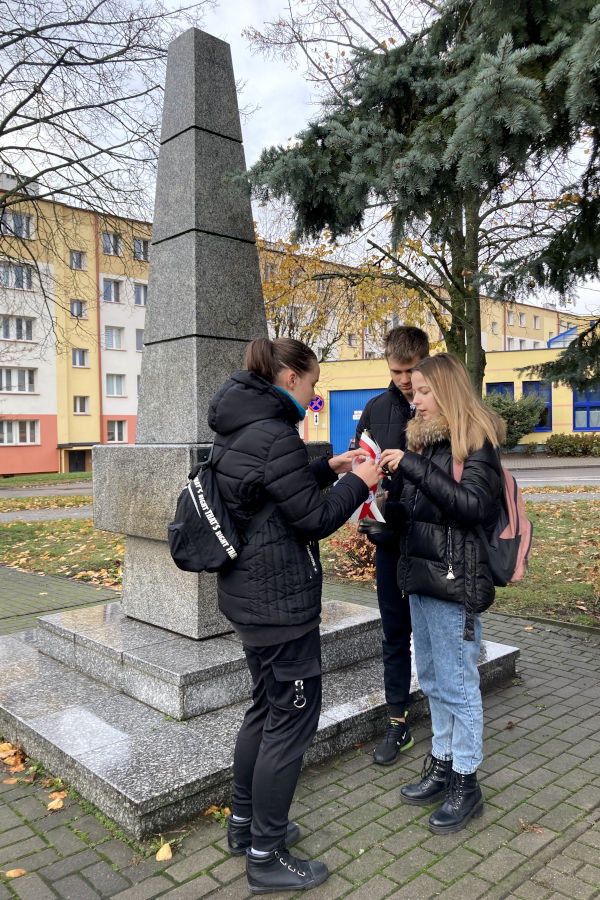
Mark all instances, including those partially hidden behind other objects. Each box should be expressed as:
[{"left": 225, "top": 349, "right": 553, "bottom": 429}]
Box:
[
  {"left": 506, "top": 337, "right": 514, "bottom": 350},
  {"left": 348, "top": 333, "right": 357, "bottom": 347},
  {"left": 134, "top": 283, "right": 147, "bottom": 306},
  {"left": 519, "top": 339, "right": 527, "bottom": 349},
  {"left": 72, "top": 348, "right": 89, "bottom": 368},
  {"left": 105, "top": 326, "right": 124, "bottom": 350},
  {"left": 0, "top": 419, "right": 38, "bottom": 445},
  {"left": 103, "top": 279, "right": 121, "bottom": 303},
  {"left": 106, "top": 373, "right": 125, "bottom": 396},
  {"left": 519, "top": 313, "right": 526, "bottom": 327},
  {"left": 70, "top": 299, "right": 87, "bottom": 319},
  {"left": 15, "top": 317, "right": 33, "bottom": 341},
  {"left": 0, "top": 368, "right": 35, "bottom": 392},
  {"left": 133, "top": 238, "right": 149, "bottom": 261},
  {"left": 0, "top": 211, "right": 34, "bottom": 240},
  {"left": 73, "top": 395, "right": 90, "bottom": 414},
  {"left": 70, "top": 250, "right": 86, "bottom": 270},
  {"left": 107, "top": 419, "right": 127, "bottom": 442},
  {"left": 135, "top": 329, "right": 144, "bottom": 352},
  {"left": 491, "top": 321, "right": 499, "bottom": 335},
  {"left": 102, "top": 231, "right": 122, "bottom": 256},
  {"left": 506, "top": 310, "right": 514, "bottom": 325}
]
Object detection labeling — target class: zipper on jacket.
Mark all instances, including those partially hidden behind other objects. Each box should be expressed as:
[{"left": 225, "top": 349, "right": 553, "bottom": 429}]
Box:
[
  {"left": 306, "top": 543, "right": 318, "bottom": 578},
  {"left": 446, "top": 526, "right": 455, "bottom": 580}
]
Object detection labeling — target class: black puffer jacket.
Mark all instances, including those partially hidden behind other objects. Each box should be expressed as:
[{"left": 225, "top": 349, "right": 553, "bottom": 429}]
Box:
[
  {"left": 207, "top": 371, "right": 369, "bottom": 637},
  {"left": 391, "top": 415, "right": 502, "bottom": 639}
]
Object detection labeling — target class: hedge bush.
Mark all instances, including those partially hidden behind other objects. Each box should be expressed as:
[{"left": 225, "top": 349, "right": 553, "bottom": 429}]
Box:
[
  {"left": 545, "top": 433, "right": 600, "bottom": 456},
  {"left": 483, "top": 393, "right": 544, "bottom": 449}
]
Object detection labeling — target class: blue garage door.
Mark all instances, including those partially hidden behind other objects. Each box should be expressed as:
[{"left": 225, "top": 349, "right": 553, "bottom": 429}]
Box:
[{"left": 329, "top": 388, "right": 383, "bottom": 454}]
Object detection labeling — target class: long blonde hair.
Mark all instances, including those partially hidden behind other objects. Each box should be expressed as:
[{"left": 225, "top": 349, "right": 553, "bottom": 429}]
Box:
[{"left": 413, "top": 354, "right": 506, "bottom": 462}]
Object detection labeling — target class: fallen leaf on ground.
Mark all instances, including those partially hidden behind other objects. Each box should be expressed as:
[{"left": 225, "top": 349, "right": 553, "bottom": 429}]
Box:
[
  {"left": 505, "top": 721, "right": 515, "bottom": 729},
  {"left": 42, "top": 777, "right": 54, "bottom": 787},
  {"left": 524, "top": 626, "right": 534, "bottom": 631},
  {"left": 155, "top": 843, "right": 172, "bottom": 861},
  {"left": 8, "top": 764, "right": 25, "bottom": 774},
  {"left": 5, "top": 869, "right": 26, "bottom": 878},
  {"left": 2, "top": 778, "right": 17, "bottom": 785},
  {"left": 47, "top": 798, "right": 63, "bottom": 810},
  {"left": 48, "top": 790, "right": 67, "bottom": 800}
]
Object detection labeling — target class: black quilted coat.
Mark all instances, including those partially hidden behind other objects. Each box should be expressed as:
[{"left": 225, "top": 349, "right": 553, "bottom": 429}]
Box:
[
  {"left": 207, "top": 371, "right": 369, "bottom": 633},
  {"left": 391, "top": 415, "right": 502, "bottom": 639}
]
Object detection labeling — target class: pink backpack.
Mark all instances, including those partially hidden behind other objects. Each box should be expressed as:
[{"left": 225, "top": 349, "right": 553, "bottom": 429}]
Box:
[{"left": 453, "top": 460, "right": 533, "bottom": 586}]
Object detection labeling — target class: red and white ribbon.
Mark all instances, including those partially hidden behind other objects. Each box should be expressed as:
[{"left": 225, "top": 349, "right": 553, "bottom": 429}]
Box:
[{"left": 356, "top": 432, "right": 385, "bottom": 522}]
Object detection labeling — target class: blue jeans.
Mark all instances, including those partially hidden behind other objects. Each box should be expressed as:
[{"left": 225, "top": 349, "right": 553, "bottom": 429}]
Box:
[{"left": 409, "top": 594, "right": 483, "bottom": 774}]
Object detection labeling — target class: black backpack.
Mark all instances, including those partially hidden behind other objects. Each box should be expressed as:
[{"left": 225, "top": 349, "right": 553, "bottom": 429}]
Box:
[{"left": 167, "top": 446, "right": 275, "bottom": 573}]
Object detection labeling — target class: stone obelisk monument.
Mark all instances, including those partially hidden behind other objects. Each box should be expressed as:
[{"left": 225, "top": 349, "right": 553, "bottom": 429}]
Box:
[{"left": 93, "top": 29, "right": 268, "bottom": 638}]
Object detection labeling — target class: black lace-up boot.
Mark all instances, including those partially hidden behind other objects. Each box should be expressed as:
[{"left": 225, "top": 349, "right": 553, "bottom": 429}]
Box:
[
  {"left": 227, "top": 817, "right": 300, "bottom": 856},
  {"left": 373, "top": 718, "right": 414, "bottom": 765},
  {"left": 400, "top": 754, "right": 452, "bottom": 805},
  {"left": 428, "top": 770, "right": 483, "bottom": 834},
  {"left": 246, "top": 847, "right": 328, "bottom": 894}
]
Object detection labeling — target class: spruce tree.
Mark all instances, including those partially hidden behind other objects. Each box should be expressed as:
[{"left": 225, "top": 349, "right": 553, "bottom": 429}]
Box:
[{"left": 249, "top": 0, "right": 597, "bottom": 390}]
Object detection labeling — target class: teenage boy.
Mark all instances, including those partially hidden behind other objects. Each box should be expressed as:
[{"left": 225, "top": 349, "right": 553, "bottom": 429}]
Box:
[{"left": 355, "top": 326, "right": 430, "bottom": 765}]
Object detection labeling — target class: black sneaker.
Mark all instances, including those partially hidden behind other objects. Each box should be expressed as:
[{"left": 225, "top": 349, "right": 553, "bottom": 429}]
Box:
[
  {"left": 227, "top": 816, "right": 300, "bottom": 856},
  {"left": 246, "top": 847, "right": 328, "bottom": 894},
  {"left": 373, "top": 718, "right": 414, "bottom": 765}
]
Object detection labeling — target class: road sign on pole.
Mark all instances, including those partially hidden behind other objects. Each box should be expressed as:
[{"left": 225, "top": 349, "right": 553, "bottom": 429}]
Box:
[{"left": 309, "top": 395, "right": 324, "bottom": 413}]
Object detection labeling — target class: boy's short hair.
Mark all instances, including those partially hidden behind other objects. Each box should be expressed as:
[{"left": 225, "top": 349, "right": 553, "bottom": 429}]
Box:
[{"left": 384, "top": 326, "right": 429, "bottom": 363}]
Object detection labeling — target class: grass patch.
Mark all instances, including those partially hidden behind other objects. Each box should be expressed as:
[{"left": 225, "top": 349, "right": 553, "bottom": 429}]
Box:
[
  {"left": 0, "top": 495, "right": 91, "bottom": 512},
  {"left": 322, "top": 500, "right": 600, "bottom": 628},
  {"left": 0, "top": 518, "right": 124, "bottom": 587},
  {"left": 0, "top": 471, "right": 92, "bottom": 488}
]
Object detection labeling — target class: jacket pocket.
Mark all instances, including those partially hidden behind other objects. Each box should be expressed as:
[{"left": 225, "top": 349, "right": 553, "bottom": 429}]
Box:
[{"left": 270, "top": 657, "right": 322, "bottom": 711}]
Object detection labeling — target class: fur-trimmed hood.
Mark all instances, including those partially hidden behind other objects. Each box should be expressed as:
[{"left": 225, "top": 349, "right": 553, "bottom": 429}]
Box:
[{"left": 405, "top": 413, "right": 451, "bottom": 451}]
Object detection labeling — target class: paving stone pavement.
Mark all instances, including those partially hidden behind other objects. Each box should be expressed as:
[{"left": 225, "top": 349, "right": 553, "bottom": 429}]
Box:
[{"left": 0, "top": 573, "right": 599, "bottom": 899}]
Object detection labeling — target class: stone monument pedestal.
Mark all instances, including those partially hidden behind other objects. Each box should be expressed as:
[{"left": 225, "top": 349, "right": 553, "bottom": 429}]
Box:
[{"left": 0, "top": 593, "right": 519, "bottom": 837}]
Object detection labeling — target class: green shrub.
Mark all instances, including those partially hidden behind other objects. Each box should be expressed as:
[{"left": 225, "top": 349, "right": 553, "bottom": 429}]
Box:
[
  {"left": 483, "top": 393, "right": 545, "bottom": 450},
  {"left": 545, "top": 433, "right": 600, "bottom": 456},
  {"left": 521, "top": 442, "right": 540, "bottom": 456}
]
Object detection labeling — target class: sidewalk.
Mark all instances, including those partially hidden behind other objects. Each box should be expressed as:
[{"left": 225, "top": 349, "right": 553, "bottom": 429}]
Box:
[{"left": 0, "top": 571, "right": 598, "bottom": 899}]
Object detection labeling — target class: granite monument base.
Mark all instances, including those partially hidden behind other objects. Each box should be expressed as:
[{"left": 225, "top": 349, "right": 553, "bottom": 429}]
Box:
[{"left": 0, "top": 598, "right": 519, "bottom": 838}]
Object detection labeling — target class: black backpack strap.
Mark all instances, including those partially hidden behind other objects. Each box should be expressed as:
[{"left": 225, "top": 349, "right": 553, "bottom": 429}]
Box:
[{"left": 241, "top": 499, "right": 277, "bottom": 543}]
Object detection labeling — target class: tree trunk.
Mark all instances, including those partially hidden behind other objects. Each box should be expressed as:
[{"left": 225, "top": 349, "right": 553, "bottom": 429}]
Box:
[{"left": 463, "top": 196, "right": 486, "bottom": 393}]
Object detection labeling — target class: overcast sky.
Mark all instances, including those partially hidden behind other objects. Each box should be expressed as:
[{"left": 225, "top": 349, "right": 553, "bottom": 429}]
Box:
[
  {"left": 201, "top": 2, "right": 598, "bottom": 318},
  {"left": 203, "top": 1, "right": 313, "bottom": 166}
]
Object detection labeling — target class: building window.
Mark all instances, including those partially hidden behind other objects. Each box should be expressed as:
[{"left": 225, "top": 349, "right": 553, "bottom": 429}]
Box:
[
  {"left": 104, "top": 326, "right": 124, "bottom": 350},
  {"left": 519, "top": 339, "right": 527, "bottom": 349},
  {"left": 486, "top": 382, "right": 514, "bottom": 399},
  {"left": 72, "top": 348, "right": 89, "bottom": 367},
  {"left": 519, "top": 313, "right": 526, "bottom": 327},
  {"left": 73, "top": 395, "right": 90, "bottom": 414},
  {"left": 523, "top": 381, "right": 552, "bottom": 430},
  {"left": 348, "top": 333, "right": 357, "bottom": 347},
  {"left": 69, "top": 250, "right": 86, "bottom": 270},
  {"left": 135, "top": 329, "right": 144, "bottom": 352},
  {"left": 533, "top": 341, "right": 542, "bottom": 349},
  {"left": 0, "top": 368, "right": 35, "bottom": 392},
  {"left": 103, "top": 279, "right": 121, "bottom": 303},
  {"left": 506, "top": 310, "right": 514, "bottom": 325},
  {"left": 133, "top": 238, "right": 149, "bottom": 261},
  {"left": 0, "top": 211, "right": 34, "bottom": 239},
  {"left": 491, "top": 321, "right": 499, "bottom": 335},
  {"left": 106, "top": 374, "right": 125, "bottom": 396},
  {"left": 15, "top": 317, "right": 33, "bottom": 341},
  {"left": 102, "top": 231, "right": 122, "bottom": 256},
  {"left": 0, "top": 419, "right": 38, "bottom": 445},
  {"left": 573, "top": 388, "right": 600, "bottom": 431},
  {"left": 534, "top": 316, "right": 540, "bottom": 329},
  {"left": 70, "top": 299, "right": 87, "bottom": 319},
  {"left": 365, "top": 351, "right": 378, "bottom": 359},
  {"left": 0, "top": 262, "right": 33, "bottom": 290},
  {"left": 1, "top": 317, "right": 9, "bottom": 339},
  {"left": 107, "top": 419, "right": 127, "bottom": 442},
  {"left": 134, "top": 283, "right": 147, "bottom": 306},
  {"left": 506, "top": 337, "right": 514, "bottom": 350}
]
